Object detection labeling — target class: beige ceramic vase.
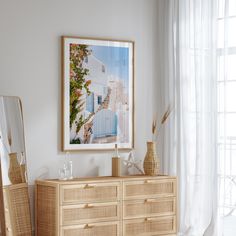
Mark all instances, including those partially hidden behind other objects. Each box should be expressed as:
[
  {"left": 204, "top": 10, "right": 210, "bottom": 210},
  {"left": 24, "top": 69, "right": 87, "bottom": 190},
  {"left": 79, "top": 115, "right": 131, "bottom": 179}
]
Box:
[
  {"left": 8, "top": 152, "right": 22, "bottom": 184},
  {"left": 143, "top": 142, "right": 160, "bottom": 176}
]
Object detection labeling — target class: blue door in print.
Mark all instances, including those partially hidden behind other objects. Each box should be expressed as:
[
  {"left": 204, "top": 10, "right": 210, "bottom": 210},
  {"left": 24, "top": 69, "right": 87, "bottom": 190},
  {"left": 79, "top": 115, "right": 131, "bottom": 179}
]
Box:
[
  {"left": 86, "top": 93, "right": 94, "bottom": 113},
  {"left": 93, "top": 110, "right": 117, "bottom": 138}
]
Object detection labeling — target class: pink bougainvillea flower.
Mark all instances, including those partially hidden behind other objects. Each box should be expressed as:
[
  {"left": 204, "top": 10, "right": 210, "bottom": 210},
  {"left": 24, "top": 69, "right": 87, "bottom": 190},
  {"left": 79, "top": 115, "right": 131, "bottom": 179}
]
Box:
[
  {"left": 75, "top": 89, "right": 82, "bottom": 97},
  {"left": 70, "top": 44, "right": 78, "bottom": 47},
  {"left": 85, "top": 80, "right": 91, "bottom": 86}
]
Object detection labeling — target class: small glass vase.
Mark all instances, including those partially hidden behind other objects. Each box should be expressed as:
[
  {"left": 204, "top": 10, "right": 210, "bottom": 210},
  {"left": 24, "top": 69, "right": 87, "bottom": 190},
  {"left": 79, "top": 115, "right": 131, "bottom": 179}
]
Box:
[{"left": 143, "top": 142, "right": 160, "bottom": 176}]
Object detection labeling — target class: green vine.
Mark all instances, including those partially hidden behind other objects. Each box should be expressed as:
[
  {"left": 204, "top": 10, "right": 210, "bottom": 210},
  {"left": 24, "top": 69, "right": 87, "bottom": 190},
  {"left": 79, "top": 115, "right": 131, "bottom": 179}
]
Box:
[{"left": 69, "top": 44, "right": 91, "bottom": 143}]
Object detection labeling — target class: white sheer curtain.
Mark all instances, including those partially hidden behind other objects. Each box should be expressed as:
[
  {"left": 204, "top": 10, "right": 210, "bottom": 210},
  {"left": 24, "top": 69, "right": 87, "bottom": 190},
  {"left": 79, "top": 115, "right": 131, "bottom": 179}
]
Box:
[{"left": 157, "top": 0, "right": 218, "bottom": 235}]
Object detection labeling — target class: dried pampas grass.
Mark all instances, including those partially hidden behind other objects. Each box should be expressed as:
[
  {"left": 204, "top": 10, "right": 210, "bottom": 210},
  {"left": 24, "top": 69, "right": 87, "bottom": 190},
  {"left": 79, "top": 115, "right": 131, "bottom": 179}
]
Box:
[
  {"left": 152, "top": 119, "right": 157, "bottom": 135},
  {"left": 161, "top": 105, "right": 171, "bottom": 124},
  {"left": 152, "top": 105, "right": 172, "bottom": 141}
]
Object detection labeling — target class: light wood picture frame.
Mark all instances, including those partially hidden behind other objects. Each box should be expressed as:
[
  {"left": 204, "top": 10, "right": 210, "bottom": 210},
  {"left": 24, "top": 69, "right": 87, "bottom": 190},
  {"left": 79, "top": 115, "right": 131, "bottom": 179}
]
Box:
[{"left": 62, "top": 36, "right": 134, "bottom": 151}]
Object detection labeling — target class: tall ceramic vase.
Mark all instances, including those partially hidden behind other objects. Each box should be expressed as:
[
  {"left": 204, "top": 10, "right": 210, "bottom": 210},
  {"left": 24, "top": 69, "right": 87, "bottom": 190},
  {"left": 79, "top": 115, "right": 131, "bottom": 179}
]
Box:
[
  {"left": 143, "top": 142, "right": 160, "bottom": 176},
  {"left": 8, "top": 152, "right": 22, "bottom": 184}
]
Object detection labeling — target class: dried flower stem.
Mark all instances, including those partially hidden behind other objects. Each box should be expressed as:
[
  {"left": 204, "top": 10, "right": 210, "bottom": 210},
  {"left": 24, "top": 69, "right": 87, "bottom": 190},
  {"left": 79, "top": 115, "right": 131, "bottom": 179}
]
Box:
[
  {"left": 161, "top": 105, "right": 171, "bottom": 124},
  {"left": 152, "top": 120, "right": 156, "bottom": 135},
  {"left": 152, "top": 105, "right": 172, "bottom": 141}
]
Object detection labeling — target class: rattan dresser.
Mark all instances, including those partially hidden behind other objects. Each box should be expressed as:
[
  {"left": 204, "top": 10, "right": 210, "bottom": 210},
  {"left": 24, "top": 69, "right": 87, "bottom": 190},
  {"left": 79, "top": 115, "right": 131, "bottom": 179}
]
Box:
[{"left": 35, "top": 175, "right": 177, "bottom": 236}]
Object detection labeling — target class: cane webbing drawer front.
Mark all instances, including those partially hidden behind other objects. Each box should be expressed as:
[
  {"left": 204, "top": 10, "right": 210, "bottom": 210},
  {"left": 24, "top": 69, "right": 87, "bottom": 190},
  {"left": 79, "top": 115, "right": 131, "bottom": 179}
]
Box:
[
  {"left": 61, "top": 221, "right": 119, "bottom": 236},
  {"left": 60, "top": 182, "right": 120, "bottom": 204},
  {"left": 123, "top": 197, "right": 176, "bottom": 219},
  {"left": 61, "top": 202, "right": 120, "bottom": 225},
  {"left": 124, "top": 216, "right": 176, "bottom": 236},
  {"left": 123, "top": 179, "right": 176, "bottom": 200}
]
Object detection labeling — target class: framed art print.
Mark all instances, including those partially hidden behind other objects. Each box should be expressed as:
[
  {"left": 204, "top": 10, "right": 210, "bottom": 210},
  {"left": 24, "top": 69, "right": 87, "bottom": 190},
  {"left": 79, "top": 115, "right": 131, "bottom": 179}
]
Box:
[{"left": 62, "top": 36, "right": 134, "bottom": 150}]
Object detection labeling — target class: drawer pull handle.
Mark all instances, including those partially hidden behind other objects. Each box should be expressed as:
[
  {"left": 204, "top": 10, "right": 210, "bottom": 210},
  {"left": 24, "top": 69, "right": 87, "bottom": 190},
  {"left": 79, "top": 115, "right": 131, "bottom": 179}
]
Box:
[
  {"left": 145, "top": 217, "right": 152, "bottom": 222},
  {"left": 145, "top": 180, "right": 155, "bottom": 184},
  {"left": 145, "top": 199, "right": 156, "bottom": 203},
  {"left": 84, "top": 184, "right": 95, "bottom": 189},
  {"left": 84, "top": 224, "right": 94, "bottom": 229},
  {"left": 85, "top": 204, "right": 94, "bottom": 208}
]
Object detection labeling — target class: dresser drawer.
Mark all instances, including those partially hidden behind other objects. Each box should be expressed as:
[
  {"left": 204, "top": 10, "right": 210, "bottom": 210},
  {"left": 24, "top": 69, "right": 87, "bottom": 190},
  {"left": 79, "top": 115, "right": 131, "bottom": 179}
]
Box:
[
  {"left": 60, "top": 182, "right": 120, "bottom": 204},
  {"left": 123, "top": 179, "right": 176, "bottom": 199},
  {"left": 61, "top": 221, "right": 120, "bottom": 236},
  {"left": 123, "top": 197, "right": 176, "bottom": 219},
  {"left": 61, "top": 202, "right": 120, "bottom": 225},
  {"left": 123, "top": 216, "right": 176, "bottom": 236}
]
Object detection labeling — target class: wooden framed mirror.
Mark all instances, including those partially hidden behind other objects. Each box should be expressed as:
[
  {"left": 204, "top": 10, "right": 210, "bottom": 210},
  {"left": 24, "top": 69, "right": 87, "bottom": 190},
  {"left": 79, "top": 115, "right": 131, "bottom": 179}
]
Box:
[{"left": 0, "top": 96, "right": 32, "bottom": 236}]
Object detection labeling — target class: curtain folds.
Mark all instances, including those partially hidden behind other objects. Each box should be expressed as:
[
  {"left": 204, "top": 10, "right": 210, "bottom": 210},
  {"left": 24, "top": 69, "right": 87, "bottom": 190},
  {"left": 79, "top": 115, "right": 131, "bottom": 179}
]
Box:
[{"left": 157, "top": 0, "right": 218, "bottom": 235}]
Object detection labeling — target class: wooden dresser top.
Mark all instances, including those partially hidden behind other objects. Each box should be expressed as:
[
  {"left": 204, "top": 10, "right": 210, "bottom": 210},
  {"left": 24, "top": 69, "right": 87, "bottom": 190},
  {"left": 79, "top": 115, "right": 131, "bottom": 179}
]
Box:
[{"left": 36, "top": 175, "right": 176, "bottom": 185}]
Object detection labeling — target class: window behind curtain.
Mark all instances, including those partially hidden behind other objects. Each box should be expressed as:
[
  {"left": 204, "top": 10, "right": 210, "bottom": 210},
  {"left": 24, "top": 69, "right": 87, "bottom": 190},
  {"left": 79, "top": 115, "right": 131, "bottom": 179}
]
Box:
[{"left": 217, "top": 0, "right": 236, "bottom": 234}]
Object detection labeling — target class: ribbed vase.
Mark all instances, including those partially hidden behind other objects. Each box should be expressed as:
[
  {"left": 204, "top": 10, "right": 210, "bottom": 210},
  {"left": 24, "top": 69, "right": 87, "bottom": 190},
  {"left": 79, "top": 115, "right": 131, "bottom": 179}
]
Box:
[
  {"left": 143, "top": 142, "right": 160, "bottom": 176},
  {"left": 8, "top": 152, "right": 22, "bottom": 184}
]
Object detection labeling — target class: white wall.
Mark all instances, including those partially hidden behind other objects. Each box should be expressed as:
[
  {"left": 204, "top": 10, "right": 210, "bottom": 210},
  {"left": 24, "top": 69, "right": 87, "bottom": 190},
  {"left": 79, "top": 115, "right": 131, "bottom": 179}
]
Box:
[{"left": 0, "top": 0, "right": 159, "bottom": 184}]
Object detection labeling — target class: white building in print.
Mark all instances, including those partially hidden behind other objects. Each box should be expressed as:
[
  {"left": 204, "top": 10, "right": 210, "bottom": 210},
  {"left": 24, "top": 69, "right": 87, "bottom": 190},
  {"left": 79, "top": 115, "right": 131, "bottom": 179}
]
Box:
[
  {"left": 108, "top": 76, "right": 129, "bottom": 143},
  {"left": 84, "top": 55, "right": 108, "bottom": 113},
  {"left": 83, "top": 54, "right": 118, "bottom": 142}
]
